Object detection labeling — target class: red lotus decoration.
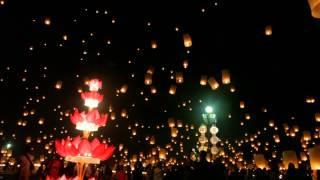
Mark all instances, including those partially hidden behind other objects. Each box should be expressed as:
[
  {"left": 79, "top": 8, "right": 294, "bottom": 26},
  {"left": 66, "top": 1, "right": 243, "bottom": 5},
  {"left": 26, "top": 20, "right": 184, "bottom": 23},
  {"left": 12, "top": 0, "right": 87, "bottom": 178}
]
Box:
[
  {"left": 70, "top": 109, "right": 107, "bottom": 131},
  {"left": 55, "top": 136, "right": 115, "bottom": 163},
  {"left": 81, "top": 92, "right": 104, "bottom": 109},
  {"left": 86, "top": 79, "right": 102, "bottom": 92}
]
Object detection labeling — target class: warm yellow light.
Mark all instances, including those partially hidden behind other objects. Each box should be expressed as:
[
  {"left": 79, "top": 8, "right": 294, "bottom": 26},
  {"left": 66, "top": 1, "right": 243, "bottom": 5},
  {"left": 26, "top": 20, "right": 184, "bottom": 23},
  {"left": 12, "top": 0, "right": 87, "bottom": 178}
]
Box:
[
  {"left": 265, "top": 25, "right": 272, "bottom": 36},
  {"left": 308, "top": 0, "right": 320, "bottom": 18},
  {"left": 44, "top": 17, "right": 51, "bottom": 26},
  {"left": 76, "top": 121, "right": 99, "bottom": 132},
  {"left": 183, "top": 33, "right": 192, "bottom": 48},
  {"left": 169, "top": 85, "right": 177, "bottom": 95},
  {"left": 84, "top": 99, "right": 100, "bottom": 109},
  {"left": 221, "top": 69, "right": 231, "bottom": 84}
]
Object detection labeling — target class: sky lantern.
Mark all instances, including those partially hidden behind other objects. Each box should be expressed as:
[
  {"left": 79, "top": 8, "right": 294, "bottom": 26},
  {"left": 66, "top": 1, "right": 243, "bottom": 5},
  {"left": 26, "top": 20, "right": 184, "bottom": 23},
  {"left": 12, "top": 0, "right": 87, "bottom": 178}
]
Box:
[
  {"left": 150, "top": 136, "right": 155, "bottom": 145},
  {"left": 171, "top": 128, "right": 178, "bottom": 138},
  {"left": 254, "top": 154, "right": 268, "bottom": 169},
  {"left": 303, "top": 131, "right": 312, "bottom": 141},
  {"left": 265, "top": 25, "right": 272, "bottom": 36},
  {"left": 200, "top": 75, "right": 207, "bottom": 86},
  {"left": 159, "top": 148, "right": 166, "bottom": 160},
  {"left": 240, "top": 101, "right": 245, "bottom": 109},
  {"left": 144, "top": 73, "right": 152, "bottom": 85},
  {"left": 175, "top": 72, "right": 184, "bottom": 84},
  {"left": 300, "top": 152, "right": 308, "bottom": 161},
  {"left": 120, "top": 84, "right": 128, "bottom": 94},
  {"left": 182, "top": 60, "right": 189, "bottom": 69},
  {"left": 315, "top": 113, "right": 320, "bottom": 122},
  {"left": 308, "top": 145, "right": 320, "bottom": 170},
  {"left": 306, "top": 96, "right": 316, "bottom": 104},
  {"left": 183, "top": 33, "right": 192, "bottom": 48},
  {"left": 121, "top": 109, "right": 127, "bottom": 118},
  {"left": 282, "top": 150, "right": 298, "bottom": 169},
  {"left": 269, "top": 120, "right": 275, "bottom": 127},
  {"left": 168, "top": 118, "right": 175, "bottom": 128},
  {"left": 208, "top": 77, "right": 219, "bottom": 90},
  {"left": 308, "top": 0, "right": 320, "bottom": 18},
  {"left": 151, "top": 40, "right": 158, "bottom": 49},
  {"left": 150, "top": 86, "right": 157, "bottom": 94},
  {"left": 274, "top": 135, "right": 280, "bottom": 143},
  {"left": 221, "top": 69, "right": 231, "bottom": 84},
  {"left": 55, "top": 81, "right": 63, "bottom": 89},
  {"left": 44, "top": 17, "right": 51, "bottom": 26},
  {"left": 169, "top": 85, "right": 177, "bottom": 95}
]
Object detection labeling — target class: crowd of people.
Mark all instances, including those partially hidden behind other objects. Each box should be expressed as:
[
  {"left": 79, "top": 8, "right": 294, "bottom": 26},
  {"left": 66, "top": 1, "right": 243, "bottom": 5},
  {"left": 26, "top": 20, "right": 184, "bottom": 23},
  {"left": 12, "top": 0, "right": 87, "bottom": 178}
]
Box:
[{"left": 3, "top": 148, "right": 319, "bottom": 180}]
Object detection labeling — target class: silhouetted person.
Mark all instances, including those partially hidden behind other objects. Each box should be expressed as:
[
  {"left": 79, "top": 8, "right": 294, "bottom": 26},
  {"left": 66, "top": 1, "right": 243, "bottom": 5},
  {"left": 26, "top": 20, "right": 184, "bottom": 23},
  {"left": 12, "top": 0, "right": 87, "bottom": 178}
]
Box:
[
  {"left": 212, "top": 156, "right": 226, "bottom": 180},
  {"left": 285, "top": 163, "right": 297, "bottom": 180},
  {"left": 254, "top": 168, "right": 268, "bottom": 180},
  {"left": 18, "top": 145, "right": 35, "bottom": 180},
  {"left": 192, "top": 151, "right": 214, "bottom": 179},
  {"left": 132, "top": 161, "right": 143, "bottom": 180}
]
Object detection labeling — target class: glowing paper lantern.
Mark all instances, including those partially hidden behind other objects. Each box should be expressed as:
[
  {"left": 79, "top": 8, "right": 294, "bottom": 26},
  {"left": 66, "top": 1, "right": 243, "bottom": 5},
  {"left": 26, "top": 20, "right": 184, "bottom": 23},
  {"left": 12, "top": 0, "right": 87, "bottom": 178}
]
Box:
[
  {"left": 144, "top": 74, "right": 152, "bottom": 85},
  {"left": 151, "top": 40, "right": 158, "bottom": 49},
  {"left": 208, "top": 77, "right": 219, "bottom": 90},
  {"left": 300, "top": 152, "right": 308, "bottom": 161},
  {"left": 265, "top": 25, "right": 272, "bottom": 36},
  {"left": 303, "top": 131, "right": 312, "bottom": 141},
  {"left": 183, "top": 33, "right": 192, "bottom": 48},
  {"left": 38, "top": 118, "right": 44, "bottom": 125},
  {"left": 146, "top": 66, "right": 154, "bottom": 75},
  {"left": 315, "top": 113, "right": 320, "bottom": 122},
  {"left": 200, "top": 76, "right": 207, "bottom": 86},
  {"left": 169, "top": 85, "right": 177, "bottom": 95},
  {"left": 70, "top": 109, "right": 107, "bottom": 132},
  {"left": 240, "top": 101, "right": 245, "bottom": 109},
  {"left": 198, "top": 125, "right": 207, "bottom": 134},
  {"left": 150, "top": 136, "right": 155, "bottom": 145},
  {"left": 211, "top": 146, "right": 219, "bottom": 155},
  {"left": 26, "top": 137, "right": 32, "bottom": 143},
  {"left": 308, "top": 0, "right": 320, "bottom": 18},
  {"left": 177, "top": 120, "right": 183, "bottom": 128},
  {"left": 210, "top": 136, "right": 219, "bottom": 144},
  {"left": 81, "top": 92, "right": 103, "bottom": 109},
  {"left": 253, "top": 154, "right": 268, "bottom": 169},
  {"left": 282, "top": 150, "right": 298, "bottom": 169},
  {"left": 120, "top": 85, "right": 128, "bottom": 94},
  {"left": 198, "top": 135, "right": 208, "bottom": 144},
  {"left": 274, "top": 135, "right": 280, "bottom": 143},
  {"left": 221, "top": 69, "right": 231, "bottom": 84},
  {"left": 86, "top": 79, "right": 102, "bottom": 92},
  {"left": 210, "top": 126, "right": 219, "bottom": 134},
  {"left": 182, "top": 60, "right": 189, "bottom": 69},
  {"left": 159, "top": 149, "right": 166, "bottom": 160},
  {"left": 269, "top": 120, "right": 275, "bottom": 127},
  {"left": 175, "top": 72, "right": 184, "bottom": 84},
  {"left": 168, "top": 118, "right": 175, "bottom": 128},
  {"left": 55, "top": 81, "right": 63, "bottom": 89},
  {"left": 121, "top": 109, "right": 127, "bottom": 118},
  {"left": 150, "top": 86, "right": 157, "bottom": 94},
  {"left": 171, "top": 128, "right": 178, "bottom": 138},
  {"left": 306, "top": 96, "right": 316, "bottom": 104},
  {"left": 308, "top": 145, "right": 320, "bottom": 170}
]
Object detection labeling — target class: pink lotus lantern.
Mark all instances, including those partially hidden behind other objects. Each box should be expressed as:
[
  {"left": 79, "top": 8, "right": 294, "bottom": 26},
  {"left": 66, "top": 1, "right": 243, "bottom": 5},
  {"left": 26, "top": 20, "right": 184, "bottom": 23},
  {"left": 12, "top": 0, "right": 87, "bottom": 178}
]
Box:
[
  {"left": 55, "top": 136, "right": 115, "bottom": 164},
  {"left": 70, "top": 109, "right": 107, "bottom": 132},
  {"left": 81, "top": 92, "right": 103, "bottom": 109},
  {"left": 55, "top": 79, "right": 114, "bottom": 180},
  {"left": 86, "top": 79, "right": 102, "bottom": 92}
]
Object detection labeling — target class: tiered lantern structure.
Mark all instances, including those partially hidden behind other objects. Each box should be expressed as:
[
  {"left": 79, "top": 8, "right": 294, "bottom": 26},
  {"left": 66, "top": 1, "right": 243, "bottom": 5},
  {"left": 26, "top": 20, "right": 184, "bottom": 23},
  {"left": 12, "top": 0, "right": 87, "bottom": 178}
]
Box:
[
  {"left": 198, "top": 106, "right": 220, "bottom": 158},
  {"left": 55, "top": 79, "right": 115, "bottom": 180}
]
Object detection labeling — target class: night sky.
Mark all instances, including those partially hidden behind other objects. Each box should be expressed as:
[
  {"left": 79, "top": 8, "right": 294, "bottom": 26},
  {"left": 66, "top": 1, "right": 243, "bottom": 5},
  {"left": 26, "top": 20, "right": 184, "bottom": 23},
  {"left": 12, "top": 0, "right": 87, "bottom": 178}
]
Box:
[{"left": 0, "top": 0, "right": 320, "bottom": 163}]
